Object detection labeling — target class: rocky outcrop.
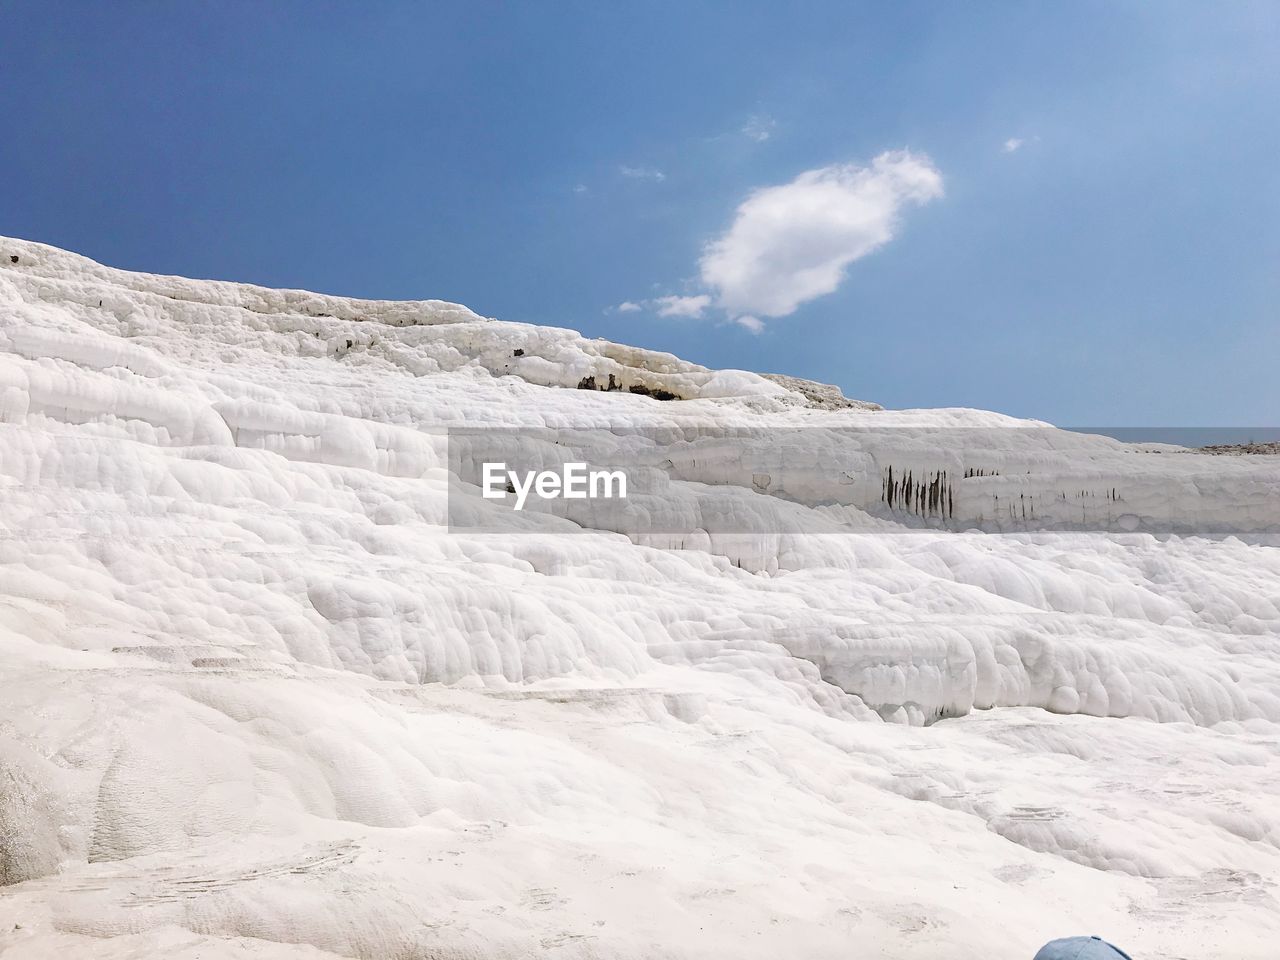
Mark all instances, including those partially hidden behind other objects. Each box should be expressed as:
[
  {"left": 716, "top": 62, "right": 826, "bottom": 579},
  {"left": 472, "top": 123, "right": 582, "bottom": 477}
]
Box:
[{"left": 760, "top": 372, "right": 881, "bottom": 410}]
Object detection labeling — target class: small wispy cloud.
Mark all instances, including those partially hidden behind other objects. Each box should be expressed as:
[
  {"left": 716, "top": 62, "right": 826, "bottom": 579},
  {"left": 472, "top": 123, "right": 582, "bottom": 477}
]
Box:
[
  {"left": 735, "top": 315, "right": 764, "bottom": 334},
  {"left": 653, "top": 294, "right": 711, "bottom": 319},
  {"left": 573, "top": 183, "right": 589, "bottom": 194},
  {"left": 742, "top": 114, "right": 776, "bottom": 143},
  {"left": 612, "top": 295, "right": 710, "bottom": 319},
  {"left": 619, "top": 165, "right": 666, "bottom": 182},
  {"left": 1002, "top": 137, "right": 1025, "bottom": 154}
]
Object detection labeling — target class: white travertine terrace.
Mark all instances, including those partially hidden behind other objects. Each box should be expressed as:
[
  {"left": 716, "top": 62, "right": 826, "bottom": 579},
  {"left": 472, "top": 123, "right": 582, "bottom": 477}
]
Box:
[{"left": 2, "top": 238, "right": 1278, "bottom": 959}]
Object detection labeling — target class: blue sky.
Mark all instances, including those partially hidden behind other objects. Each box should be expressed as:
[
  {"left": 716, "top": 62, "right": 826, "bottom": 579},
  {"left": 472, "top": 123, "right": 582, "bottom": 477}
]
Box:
[{"left": 3, "top": 2, "right": 1277, "bottom": 424}]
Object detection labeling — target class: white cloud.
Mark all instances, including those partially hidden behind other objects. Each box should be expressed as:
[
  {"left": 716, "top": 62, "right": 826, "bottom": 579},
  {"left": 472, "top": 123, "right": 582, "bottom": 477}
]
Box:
[
  {"left": 741, "top": 114, "right": 776, "bottom": 142},
  {"left": 653, "top": 294, "right": 711, "bottom": 319},
  {"left": 611, "top": 295, "right": 712, "bottom": 320},
  {"left": 619, "top": 165, "right": 666, "bottom": 182},
  {"left": 573, "top": 183, "right": 589, "bottom": 194},
  {"left": 1002, "top": 137, "right": 1024, "bottom": 153},
  {"left": 698, "top": 151, "right": 943, "bottom": 319},
  {"left": 613, "top": 151, "right": 942, "bottom": 332}
]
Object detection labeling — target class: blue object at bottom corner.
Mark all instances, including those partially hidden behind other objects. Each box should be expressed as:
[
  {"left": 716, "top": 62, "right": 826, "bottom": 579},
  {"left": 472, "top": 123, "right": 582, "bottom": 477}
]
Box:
[{"left": 1033, "top": 936, "right": 1134, "bottom": 960}]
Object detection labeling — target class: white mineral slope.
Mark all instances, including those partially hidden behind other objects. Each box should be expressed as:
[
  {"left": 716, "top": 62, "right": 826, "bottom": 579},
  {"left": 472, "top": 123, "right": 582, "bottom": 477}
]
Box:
[{"left": 1, "top": 236, "right": 1279, "bottom": 959}]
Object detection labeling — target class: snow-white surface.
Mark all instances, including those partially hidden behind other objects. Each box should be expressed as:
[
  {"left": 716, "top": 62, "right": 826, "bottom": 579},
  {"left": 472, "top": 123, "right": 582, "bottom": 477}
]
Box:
[{"left": 2, "top": 237, "right": 1279, "bottom": 959}]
